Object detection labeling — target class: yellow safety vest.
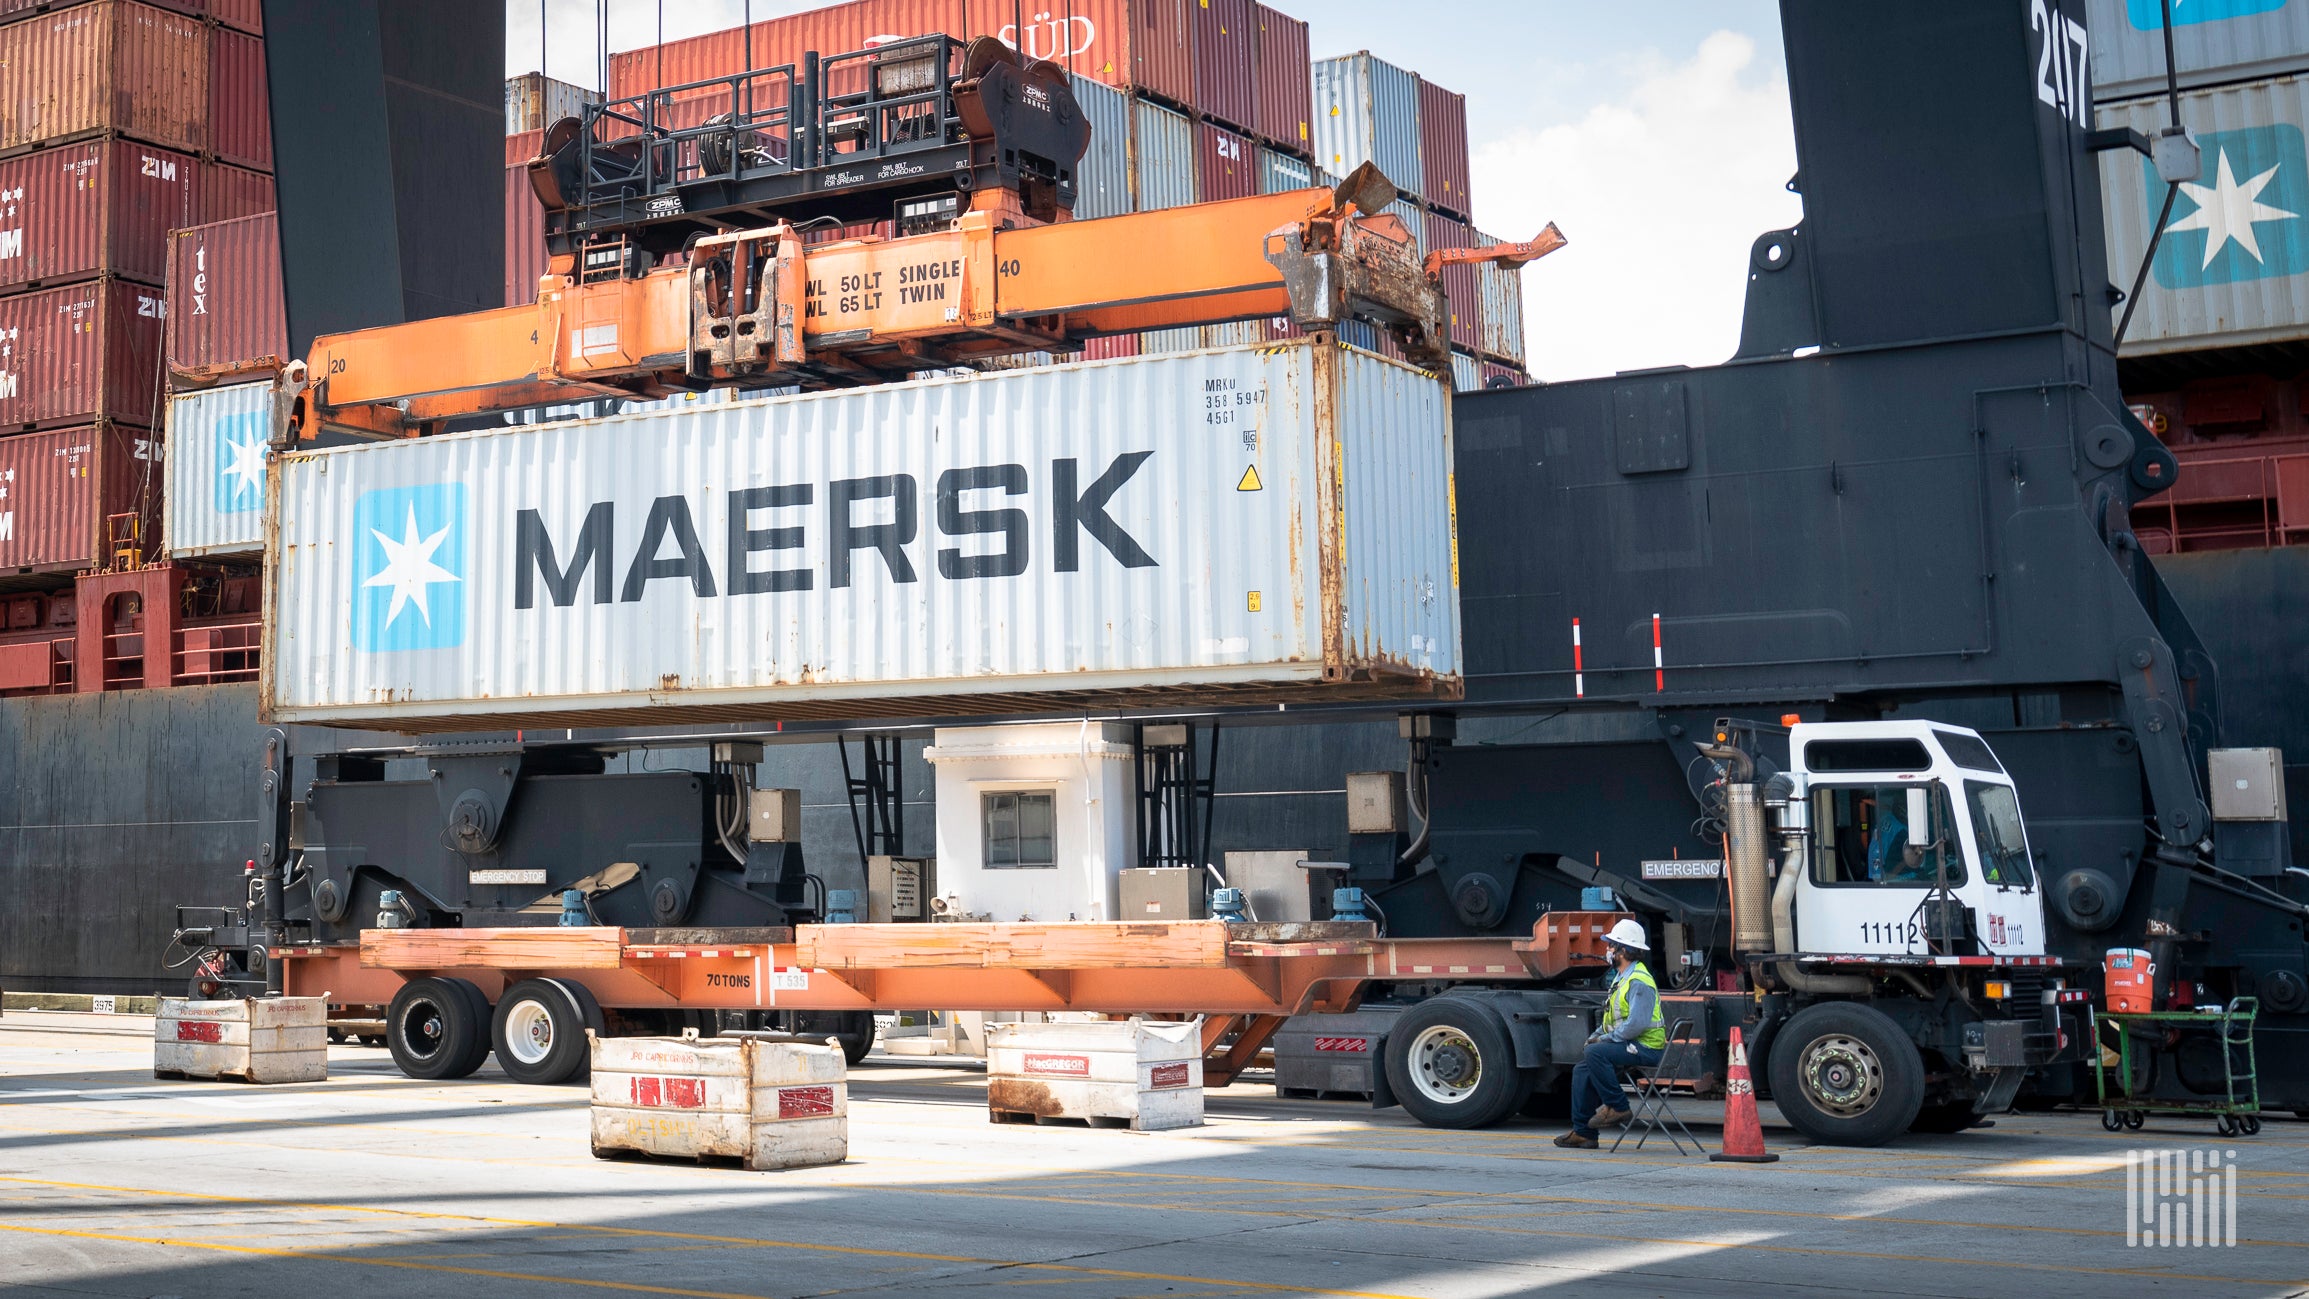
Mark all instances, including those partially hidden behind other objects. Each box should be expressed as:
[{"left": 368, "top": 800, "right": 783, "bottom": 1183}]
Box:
[{"left": 1604, "top": 960, "right": 1667, "bottom": 1050}]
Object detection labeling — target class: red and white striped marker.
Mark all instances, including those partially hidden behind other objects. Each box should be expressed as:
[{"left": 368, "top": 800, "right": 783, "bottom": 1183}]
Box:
[
  {"left": 1572, "top": 618, "right": 1584, "bottom": 697},
  {"left": 1653, "top": 612, "right": 1665, "bottom": 692}
]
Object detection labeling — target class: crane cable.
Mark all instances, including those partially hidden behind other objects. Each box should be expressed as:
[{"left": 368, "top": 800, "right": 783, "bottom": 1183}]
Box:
[{"left": 2114, "top": 0, "right": 2184, "bottom": 349}]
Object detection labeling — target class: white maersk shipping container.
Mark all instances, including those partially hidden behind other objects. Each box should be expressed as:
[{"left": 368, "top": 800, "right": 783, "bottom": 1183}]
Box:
[
  {"left": 264, "top": 340, "right": 1459, "bottom": 731},
  {"left": 165, "top": 379, "right": 274, "bottom": 560},
  {"left": 2097, "top": 76, "right": 2309, "bottom": 355}
]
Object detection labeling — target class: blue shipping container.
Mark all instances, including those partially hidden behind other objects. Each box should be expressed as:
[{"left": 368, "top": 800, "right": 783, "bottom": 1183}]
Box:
[
  {"left": 1133, "top": 99, "right": 1197, "bottom": 212},
  {"left": 1313, "top": 53, "right": 1423, "bottom": 200},
  {"left": 1071, "top": 74, "right": 1134, "bottom": 220}
]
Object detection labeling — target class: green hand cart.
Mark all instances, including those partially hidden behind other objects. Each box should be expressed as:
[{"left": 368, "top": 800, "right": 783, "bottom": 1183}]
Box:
[{"left": 2094, "top": 996, "right": 2262, "bottom": 1136}]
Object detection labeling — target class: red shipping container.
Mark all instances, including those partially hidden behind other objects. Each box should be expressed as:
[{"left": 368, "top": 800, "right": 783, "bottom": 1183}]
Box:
[
  {"left": 1196, "top": 120, "right": 1255, "bottom": 200},
  {"left": 0, "top": 278, "right": 165, "bottom": 428},
  {"left": 1081, "top": 333, "right": 1140, "bottom": 360},
  {"left": 0, "top": 138, "right": 200, "bottom": 290},
  {"left": 208, "top": 25, "right": 269, "bottom": 169},
  {"left": 1479, "top": 360, "right": 1524, "bottom": 389},
  {"left": 164, "top": 210, "right": 282, "bottom": 378},
  {"left": 1417, "top": 77, "right": 1470, "bottom": 219},
  {"left": 506, "top": 129, "right": 544, "bottom": 168},
  {"left": 0, "top": 0, "right": 203, "bottom": 21},
  {"left": 608, "top": 1, "right": 1196, "bottom": 119},
  {"left": 1192, "top": 0, "right": 1253, "bottom": 132},
  {"left": 1249, "top": 3, "right": 1308, "bottom": 152},
  {"left": 0, "top": 420, "right": 157, "bottom": 572},
  {"left": 1422, "top": 209, "right": 1482, "bottom": 352},
  {"left": 198, "top": 162, "right": 270, "bottom": 225},
  {"left": 505, "top": 165, "right": 545, "bottom": 308},
  {"left": 208, "top": 0, "right": 257, "bottom": 33},
  {"left": 0, "top": 2, "right": 211, "bottom": 153}
]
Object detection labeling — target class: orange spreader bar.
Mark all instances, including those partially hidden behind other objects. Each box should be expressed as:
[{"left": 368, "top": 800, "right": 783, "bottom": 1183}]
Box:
[{"left": 296, "top": 188, "right": 1415, "bottom": 440}]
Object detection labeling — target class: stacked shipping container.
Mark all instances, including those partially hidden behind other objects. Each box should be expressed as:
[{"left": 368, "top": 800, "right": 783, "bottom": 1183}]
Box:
[
  {"left": 2087, "top": 0, "right": 2309, "bottom": 555},
  {"left": 0, "top": 0, "right": 270, "bottom": 577},
  {"left": 581, "top": 3, "right": 1509, "bottom": 373}
]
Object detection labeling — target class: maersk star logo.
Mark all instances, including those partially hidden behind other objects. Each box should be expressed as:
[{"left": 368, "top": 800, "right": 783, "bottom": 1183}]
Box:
[
  {"left": 2150, "top": 125, "right": 2309, "bottom": 287},
  {"left": 350, "top": 484, "right": 466, "bottom": 651},
  {"left": 212, "top": 411, "right": 266, "bottom": 514}
]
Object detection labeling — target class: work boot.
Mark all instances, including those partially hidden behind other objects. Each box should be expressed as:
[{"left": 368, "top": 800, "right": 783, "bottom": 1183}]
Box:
[
  {"left": 1592, "top": 1105, "right": 1632, "bottom": 1128},
  {"left": 1553, "top": 1130, "right": 1599, "bottom": 1148}
]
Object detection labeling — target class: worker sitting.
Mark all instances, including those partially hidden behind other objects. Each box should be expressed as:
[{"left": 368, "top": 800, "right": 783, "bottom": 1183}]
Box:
[{"left": 1554, "top": 918, "right": 1668, "bottom": 1149}]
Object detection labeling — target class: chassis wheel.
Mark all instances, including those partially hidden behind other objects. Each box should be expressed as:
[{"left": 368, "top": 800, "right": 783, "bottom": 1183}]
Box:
[
  {"left": 491, "top": 979, "right": 596, "bottom": 1085},
  {"left": 795, "top": 1010, "right": 876, "bottom": 1066},
  {"left": 1766, "top": 1002, "right": 1924, "bottom": 1147},
  {"left": 388, "top": 977, "right": 491, "bottom": 1080},
  {"left": 1383, "top": 998, "right": 1528, "bottom": 1129}
]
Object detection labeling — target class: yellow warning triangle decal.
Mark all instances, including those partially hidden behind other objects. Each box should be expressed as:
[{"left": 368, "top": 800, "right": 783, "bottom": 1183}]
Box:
[{"left": 1237, "top": 464, "right": 1263, "bottom": 492}]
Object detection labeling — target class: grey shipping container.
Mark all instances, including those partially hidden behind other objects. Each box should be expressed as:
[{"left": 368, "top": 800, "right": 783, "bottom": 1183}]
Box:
[
  {"left": 1312, "top": 53, "right": 1422, "bottom": 200},
  {"left": 1071, "top": 74, "right": 1134, "bottom": 220},
  {"left": 1141, "top": 326, "right": 1202, "bottom": 353},
  {"left": 264, "top": 340, "right": 1460, "bottom": 731},
  {"left": 1449, "top": 349, "right": 1479, "bottom": 393},
  {"left": 505, "top": 72, "right": 599, "bottom": 134},
  {"left": 2098, "top": 76, "right": 2309, "bottom": 354},
  {"left": 1475, "top": 229, "right": 1528, "bottom": 366},
  {"left": 1258, "top": 145, "right": 1315, "bottom": 195},
  {"left": 1132, "top": 98, "right": 1196, "bottom": 211},
  {"left": 164, "top": 379, "right": 272, "bottom": 559},
  {"left": 2090, "top": 0, "right": 2309, "bottom": 103}
]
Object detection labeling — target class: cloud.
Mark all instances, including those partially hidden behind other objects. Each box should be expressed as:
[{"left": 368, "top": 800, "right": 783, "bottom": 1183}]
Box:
[{"left": 1473, "top": 31, "right": 1800, "bottom": 382}]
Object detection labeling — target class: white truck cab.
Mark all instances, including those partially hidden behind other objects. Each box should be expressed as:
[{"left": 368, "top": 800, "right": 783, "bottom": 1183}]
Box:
[{"left": 1780, "top": 721, "right": 2046, "bottom": 958}]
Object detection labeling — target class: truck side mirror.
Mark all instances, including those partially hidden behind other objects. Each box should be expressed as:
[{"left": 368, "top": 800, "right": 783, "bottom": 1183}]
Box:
[{"left": 1906, "top": 786, "right": 1931, "bottom": 844}]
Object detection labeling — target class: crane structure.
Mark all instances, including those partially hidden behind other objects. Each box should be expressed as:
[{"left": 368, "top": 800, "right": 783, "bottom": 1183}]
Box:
[{"left": 283, "top": 33, "right": 1550, "bottom": 443}]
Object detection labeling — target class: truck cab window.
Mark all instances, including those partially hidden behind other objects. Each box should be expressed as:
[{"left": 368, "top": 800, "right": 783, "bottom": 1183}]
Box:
[
  {"left": 1964, "top": 780, "right": 2034, "bottom": 888},
  {"left": 1811, "top": 784, "right": 1965, "bottom": 887}
]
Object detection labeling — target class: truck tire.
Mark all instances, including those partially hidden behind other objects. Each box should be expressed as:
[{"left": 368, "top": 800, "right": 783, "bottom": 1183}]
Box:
[
  {"left": 388, "top": 977, "right": 490, "bottom": 1080},
  {"left": 1383, "top": 998, "right": 1527, "bottom": 1129},
  {"left": 491, "top": 979, "right": 593, "bottom": 1085},
  {"left": 793, "top": 1010, "right": 877, "bottom": 1066},
  {"left": 445, "top": 978, "right": 495, "bottom": 1077},
  {"left": 1767, "top": 1002, "right": 1925, "bottom": 1147}
]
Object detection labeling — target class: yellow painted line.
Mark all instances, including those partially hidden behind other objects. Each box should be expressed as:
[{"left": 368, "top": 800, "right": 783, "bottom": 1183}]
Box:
[{"left": 0, "top": 1181, "right": 1429, "bottom": 1299}]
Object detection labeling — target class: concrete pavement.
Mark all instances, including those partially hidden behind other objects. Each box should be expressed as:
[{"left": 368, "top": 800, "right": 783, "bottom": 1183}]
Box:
[{"left": 0, "top": 1010, "right": 2302, "bottom": 1298}]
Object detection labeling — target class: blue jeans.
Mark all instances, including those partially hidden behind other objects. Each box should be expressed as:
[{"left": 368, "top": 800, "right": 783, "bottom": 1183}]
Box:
[{"left": 1571, "top": 1039, "right": 1663, "bottom": 1136}]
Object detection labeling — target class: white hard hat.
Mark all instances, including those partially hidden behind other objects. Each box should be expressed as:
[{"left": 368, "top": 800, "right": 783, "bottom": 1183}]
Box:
[{"left": 1605, "top": 918, "right": 1649, "bottom": 951}]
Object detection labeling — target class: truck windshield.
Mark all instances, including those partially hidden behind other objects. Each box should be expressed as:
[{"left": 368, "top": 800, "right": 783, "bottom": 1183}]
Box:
[
  {"left": 1964, "top": 780, "right": 2034, "bottom": 888},
  {"left": 1811, "top": 784, "right": 1964, "bottom": 887}
]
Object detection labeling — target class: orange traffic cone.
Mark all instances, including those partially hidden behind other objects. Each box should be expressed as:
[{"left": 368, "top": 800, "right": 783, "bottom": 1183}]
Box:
[{"left": 1710, "top": 1026, "right": 1779, "bottom": 1163}]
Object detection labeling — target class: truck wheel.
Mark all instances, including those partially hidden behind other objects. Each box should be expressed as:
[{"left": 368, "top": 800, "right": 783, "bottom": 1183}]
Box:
[
  {"left": 388, "top": 977, "right": 490, "bottom": 1080},
  {"left": 445, "top": 979, "right": 495, "bottom": 1077},
  {"left": 491, "top": 979, "right": 593, "bottom": 1085},
  {"left": 1767, "top": 1002, "right": 1924, "bottom": 1147},
  {"left": 1383, "top": 998, "right": 1526, "bottom": 1129},
  {"left": 792, "top": 1010, "right": 877, "bottom": 1065}
]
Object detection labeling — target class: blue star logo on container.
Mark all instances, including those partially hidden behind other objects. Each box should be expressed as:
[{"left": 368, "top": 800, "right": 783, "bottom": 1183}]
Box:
[
  {"left": 212, "top": 411, "right": 267, "bottom": 514},
  {"left": 350, "top": 483, "right": 466, "bottom": 652},
  {"left": 2126, "top": 0, "right": 2287, "bottom": 27},
  {"left": 2149, "top": 125, "right": 2309, "bottom": 288}
]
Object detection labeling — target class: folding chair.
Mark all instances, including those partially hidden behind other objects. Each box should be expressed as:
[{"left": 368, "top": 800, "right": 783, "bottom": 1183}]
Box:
[{"left": 1612, "top": 1017, "right": 1701, "bottom": 1155}]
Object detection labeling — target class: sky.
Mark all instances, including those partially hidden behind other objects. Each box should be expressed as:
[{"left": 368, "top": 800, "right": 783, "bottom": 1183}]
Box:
[{"left": 507, "top": 1, "right": 1801, "bottom": 381}]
